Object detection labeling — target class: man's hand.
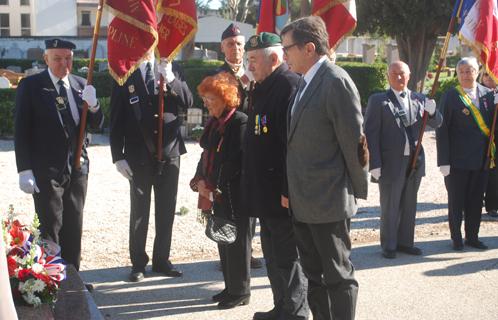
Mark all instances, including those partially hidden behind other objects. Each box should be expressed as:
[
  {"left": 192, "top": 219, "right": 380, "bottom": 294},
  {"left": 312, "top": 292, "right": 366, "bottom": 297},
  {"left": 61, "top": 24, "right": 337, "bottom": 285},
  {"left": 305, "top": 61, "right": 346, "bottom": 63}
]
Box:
[
  {"left": 281, "top": 195, "right": 289, "bottom": 208},
  {"left": 370, "top": 168, "right": 381, "bottom": 180},
  {"left": 115, "top": 160, "right": 133, "bottom": 180},
  {"left": 439, "top": 165, "right": 450, "bottom": 177},
  {"left": 19, "top": 170, "right": 40, "bottom": 194},
  {"left": 82, "top": 85, "right": 98, "bottom": 111},
  {"left": 157, "top": 60, "right": 175, "bottom": 83},
  {"left": 425, "top": 98, "right": 436, "bottom": 116}
]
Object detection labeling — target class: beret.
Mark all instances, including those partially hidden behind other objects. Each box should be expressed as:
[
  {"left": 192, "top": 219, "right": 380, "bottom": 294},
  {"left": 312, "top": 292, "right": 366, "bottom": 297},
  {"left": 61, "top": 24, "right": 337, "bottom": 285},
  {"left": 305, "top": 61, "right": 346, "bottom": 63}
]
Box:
[
  {"left": 45, "top": 38, "right": 76, "bottom": 50},
  {"left": 221, "top": 23, "right": 242, "bottom": 40},
  {"left": 244, "top": 32, "right": 281, "bottom": 51}
]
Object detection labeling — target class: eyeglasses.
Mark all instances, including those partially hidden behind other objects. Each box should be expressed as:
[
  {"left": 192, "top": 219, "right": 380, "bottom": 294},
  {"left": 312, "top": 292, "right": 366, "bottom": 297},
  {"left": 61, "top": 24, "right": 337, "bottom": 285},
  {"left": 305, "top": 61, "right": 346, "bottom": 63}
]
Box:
[{"left": 282, "top": 43, "right": 299, "bottom": 54}]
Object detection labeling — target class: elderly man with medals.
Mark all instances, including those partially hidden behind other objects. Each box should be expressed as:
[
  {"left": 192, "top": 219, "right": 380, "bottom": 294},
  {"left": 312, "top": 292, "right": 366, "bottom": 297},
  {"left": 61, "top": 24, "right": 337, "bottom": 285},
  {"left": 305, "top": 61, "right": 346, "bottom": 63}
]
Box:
[
  {"left": 437, "top": 57, "right": 498, "bottom": 251},
  {"left": 14, "top": 38, "right": 104, "bottom": 271},
  {"left": 109, "top": 49, "right": 193, "bottom": 282},
  {"left": 242, "top": 32, "right": 309, "bottom": 320}
]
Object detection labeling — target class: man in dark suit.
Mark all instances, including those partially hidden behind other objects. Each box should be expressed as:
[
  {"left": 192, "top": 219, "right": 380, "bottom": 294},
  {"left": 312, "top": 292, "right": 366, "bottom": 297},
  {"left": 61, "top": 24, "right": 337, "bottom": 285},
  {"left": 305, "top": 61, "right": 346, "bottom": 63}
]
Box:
[
  {"left": 437, "top": 57, "right": 497, "bottom": 251},
  {"left": 15, "top": 38, "right": 104, "bottom": 271},
  {"left": 109, "top": 50, "right": 193, "bottom": 282},
  {"left": 364, "top": 61, "right": 442, "bottom": 259},
  {"left": 242, "top": 33, "right": 308, "bottom": 320},
  {"left": 281, "top": 16, "right": 369, "bottom": 320}
]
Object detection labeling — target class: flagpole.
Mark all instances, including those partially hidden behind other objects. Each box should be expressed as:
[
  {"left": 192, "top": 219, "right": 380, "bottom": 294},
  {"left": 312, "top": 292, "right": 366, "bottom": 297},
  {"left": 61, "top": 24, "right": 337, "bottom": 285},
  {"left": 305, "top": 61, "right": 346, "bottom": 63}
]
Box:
[
  {"left": 74, "top": 0, "right": 104, "bottom": 170},
  {"left": 156, "top": 72, "right": 165, "bottom": 175},
  {"left": 408, "top": 0, "right": 463, "bottom": 176}
]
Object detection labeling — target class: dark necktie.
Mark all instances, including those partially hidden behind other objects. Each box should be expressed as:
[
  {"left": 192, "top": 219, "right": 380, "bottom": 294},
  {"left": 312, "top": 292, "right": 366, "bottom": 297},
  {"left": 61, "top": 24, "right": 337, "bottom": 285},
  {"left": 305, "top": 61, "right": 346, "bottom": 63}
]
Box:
[
  {"left": 291, "top": 78, "right": 307, "bottom": 115},
  {"left": 57, "top": 79, "right": 77, "bottom": 136},
  {"left": 145, "top": 62, "right": 155, "bottom": 95},
  {"left": 400, "top": 91, "right": 406, "bottom": 98}
]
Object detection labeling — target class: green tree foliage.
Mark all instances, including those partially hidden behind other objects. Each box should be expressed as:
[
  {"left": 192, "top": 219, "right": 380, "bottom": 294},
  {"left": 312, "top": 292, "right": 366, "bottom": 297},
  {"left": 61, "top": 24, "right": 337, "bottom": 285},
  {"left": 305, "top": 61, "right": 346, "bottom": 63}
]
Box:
[{"left": 356, "top": 0, "right": 454, "bottom": 91}]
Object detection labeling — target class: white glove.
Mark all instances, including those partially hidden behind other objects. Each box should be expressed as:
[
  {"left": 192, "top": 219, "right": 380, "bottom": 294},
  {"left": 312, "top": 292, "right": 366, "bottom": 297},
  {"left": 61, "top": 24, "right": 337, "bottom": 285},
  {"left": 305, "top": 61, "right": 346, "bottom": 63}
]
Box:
[
  {"left": 424, "top": 98, "right": 436, "bottom": 116},
  {"left": 370, "top": 168, "right": 381, "bottom": 180},
  {"left": 19, "top": 170, "right": 40, "bottom": 194},
  {"left": 439, "top": 165, "right": 450, "bottom": 177},
  {"left": 82, "top": 85, "right": 98, "bottom": 109},
  {"left": 157, "top": 60, "right": 175, "bottom": 83},
  {"left": 115, "top": 159, "right": 133, "bottom": 180},
  {"left": 494, "top": 91, "right": 498, "bottom": 105}
]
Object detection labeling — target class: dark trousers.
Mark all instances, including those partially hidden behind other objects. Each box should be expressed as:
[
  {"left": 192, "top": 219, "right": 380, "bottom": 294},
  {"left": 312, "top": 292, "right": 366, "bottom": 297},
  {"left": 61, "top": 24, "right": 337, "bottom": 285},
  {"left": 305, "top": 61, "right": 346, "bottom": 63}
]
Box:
[
  {"left": 260, "top": 216, "right": 309, "bottom": 319},
  {"left": 293, "top": 219, "right": 357, "bottom": 320},
  {"left": 218, "top": 214, "right": 251, "bottom": 296},
  {"left": 485, "top": 167, "right": 498, "bottom": 211},
  {"left": 379, "top": 156, "right": 422, "bottom": 251},
  {"left": 444, "top": 168, "right": 488, "bottom": 243},
  {"left": 129, "top": 157, "right": 179, "bottom": 269},
  {"left": 34, "top": 170, "right": 88, "bottom": 271}
]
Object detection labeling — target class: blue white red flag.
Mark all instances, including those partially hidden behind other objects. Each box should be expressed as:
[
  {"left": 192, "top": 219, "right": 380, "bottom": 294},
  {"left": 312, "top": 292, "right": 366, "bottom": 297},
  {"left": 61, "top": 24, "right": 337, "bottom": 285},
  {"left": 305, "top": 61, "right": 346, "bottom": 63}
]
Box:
[{"left": 455, "top": 0, "right": 498, "bottom": 81}]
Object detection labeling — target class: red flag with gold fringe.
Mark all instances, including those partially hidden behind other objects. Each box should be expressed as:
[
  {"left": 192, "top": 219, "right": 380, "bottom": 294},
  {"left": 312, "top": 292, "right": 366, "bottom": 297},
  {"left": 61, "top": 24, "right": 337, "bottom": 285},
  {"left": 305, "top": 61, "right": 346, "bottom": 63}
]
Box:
[
  {"left": 105, "top": 0, "right": 158, "bottom": 85},
  {"left": 156, "top": 0, "right": 198, "bottom": 61},
  {"left": 312, "top": 0, "right": 357, "bottom": 49}
]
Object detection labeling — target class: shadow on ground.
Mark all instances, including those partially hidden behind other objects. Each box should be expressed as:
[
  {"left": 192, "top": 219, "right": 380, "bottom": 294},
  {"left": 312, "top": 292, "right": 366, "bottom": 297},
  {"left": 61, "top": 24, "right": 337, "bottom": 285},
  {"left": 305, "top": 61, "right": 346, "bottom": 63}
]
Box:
[{"left": 80, "top": 260, "right": 269, "bottom": 319}]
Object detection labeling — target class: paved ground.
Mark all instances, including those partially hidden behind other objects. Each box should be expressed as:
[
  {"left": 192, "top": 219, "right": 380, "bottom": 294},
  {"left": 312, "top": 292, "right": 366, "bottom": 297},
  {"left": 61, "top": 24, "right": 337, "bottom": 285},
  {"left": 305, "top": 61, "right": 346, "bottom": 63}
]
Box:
[{"left": 81, "top": 230, "right": 498, "bottom": 320}]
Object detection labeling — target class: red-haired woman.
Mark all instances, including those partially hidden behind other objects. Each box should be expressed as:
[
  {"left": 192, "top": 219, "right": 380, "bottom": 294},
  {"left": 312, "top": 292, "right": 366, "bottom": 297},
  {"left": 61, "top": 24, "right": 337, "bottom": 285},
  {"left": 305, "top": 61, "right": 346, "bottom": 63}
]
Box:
[{"left": 191, "top": 72, "right": 251, "bottom": 309}]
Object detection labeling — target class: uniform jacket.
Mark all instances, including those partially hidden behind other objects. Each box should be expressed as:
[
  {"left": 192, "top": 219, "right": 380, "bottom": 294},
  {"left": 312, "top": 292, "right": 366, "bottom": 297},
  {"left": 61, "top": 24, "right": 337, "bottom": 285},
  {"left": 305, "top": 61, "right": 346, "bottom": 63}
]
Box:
[
  {"left": 437, "top": 84, "right": 497, "bottom": 170},
  {"left": 287, "top": 59, "right": 368, "bottom": 224},
  {"left": 195, "top": 111, "right": 248, "bottom": 218},
  {"left": 109, "top": 64, "right": 193, "bottom": 169},
  {"left": 364, "top": 89, "right": 443, "bottom": 181},
  {"left": 15, "top": 69, "right": 104, "bottom": 179},
  {"left": 242, "top": 64, "right": 299, "bottom": 218}
]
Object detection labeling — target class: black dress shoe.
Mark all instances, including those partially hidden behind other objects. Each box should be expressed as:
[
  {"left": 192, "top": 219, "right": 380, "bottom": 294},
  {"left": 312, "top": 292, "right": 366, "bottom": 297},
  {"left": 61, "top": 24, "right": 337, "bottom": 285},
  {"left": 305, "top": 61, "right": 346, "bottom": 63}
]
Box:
[
  {"left": 152, "top": 262, "right": 183, "bottom": 277},
  {"left": 487, "top": 210, "right": 498, "bottom": 218},
  {"left": 217, "top": 294, "right": 250, "bottom": 309},
  {"left": 382, "top": 250, "right": 396, "bottom": 259},
  {"left": 464, "top": 239, "right": 488, "bottom": 250},
  {"left": 397, "top": 245, "right": 422, "bottom": 256},
  {"left": 250, "top": 256, "right": 263, "bottom": 269},
  {"left": 84, "top": 283, "right": 94, "bottom": 292},
  {"left": 253, "top": 307, "right": 279, "bottom": 320},
  {"left": 129, "top": 269, "right": 145, "bottom": 282},
  {"left": 452, "top": 241, "right": 464, "bottom": 251},
  {"left": 212, "top": 288, "right": 229, "bottom": 302}
]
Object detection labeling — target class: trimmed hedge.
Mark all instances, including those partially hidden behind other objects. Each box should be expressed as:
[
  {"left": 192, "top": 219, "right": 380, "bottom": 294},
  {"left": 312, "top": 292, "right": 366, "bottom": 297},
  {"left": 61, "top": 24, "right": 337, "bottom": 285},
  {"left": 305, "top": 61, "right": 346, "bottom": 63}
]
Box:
[{"left": 0, "top": 59, "right": 386, "bottom": 136}]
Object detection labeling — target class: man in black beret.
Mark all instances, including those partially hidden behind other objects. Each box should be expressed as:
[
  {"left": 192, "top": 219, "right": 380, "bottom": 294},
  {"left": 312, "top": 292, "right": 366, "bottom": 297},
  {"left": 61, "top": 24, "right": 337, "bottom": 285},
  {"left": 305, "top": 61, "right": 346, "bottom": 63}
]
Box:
[
  {"left": 242, "top": 32, "right": 309, "bottom": 320},
  {"left": 14, "top": 38, "right": 104, "bottom": 271}
]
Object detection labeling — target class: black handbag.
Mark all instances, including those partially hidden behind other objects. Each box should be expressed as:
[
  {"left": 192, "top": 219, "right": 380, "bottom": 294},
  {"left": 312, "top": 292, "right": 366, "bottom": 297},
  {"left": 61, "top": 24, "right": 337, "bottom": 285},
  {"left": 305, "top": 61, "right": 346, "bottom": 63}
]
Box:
[{"left": 205, "top": 214, "right": 237, "bottom": 245}]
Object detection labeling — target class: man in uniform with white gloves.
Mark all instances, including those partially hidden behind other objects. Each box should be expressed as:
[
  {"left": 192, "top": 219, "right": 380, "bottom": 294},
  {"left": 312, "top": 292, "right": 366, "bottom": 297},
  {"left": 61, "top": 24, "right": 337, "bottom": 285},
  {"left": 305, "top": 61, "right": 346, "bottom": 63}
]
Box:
[
  {"left": 365, "top": 61, "right": 442, "bottom": 259},
  {"left": 109, "top": 50, "right": 193, "bottom": 282},
  {"left": 14, "top": 38, "right": 104, "bottom": 270},
  {"left": 436, "top": 57, "right": 498, "bottom": 251}
]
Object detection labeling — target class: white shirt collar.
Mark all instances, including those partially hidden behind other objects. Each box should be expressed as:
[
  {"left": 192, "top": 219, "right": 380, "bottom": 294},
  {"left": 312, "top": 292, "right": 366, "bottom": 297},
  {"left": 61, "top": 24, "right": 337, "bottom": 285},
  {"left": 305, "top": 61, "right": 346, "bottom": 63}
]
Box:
[
  {"left": 48, "top": 68, "right": 69, "bottom": 90},
  {"left": 391, "top": 88, "right": 409, "bottom": 98},
  {"left": 303, "top": 55, "right": 327, "bottom": 87}
]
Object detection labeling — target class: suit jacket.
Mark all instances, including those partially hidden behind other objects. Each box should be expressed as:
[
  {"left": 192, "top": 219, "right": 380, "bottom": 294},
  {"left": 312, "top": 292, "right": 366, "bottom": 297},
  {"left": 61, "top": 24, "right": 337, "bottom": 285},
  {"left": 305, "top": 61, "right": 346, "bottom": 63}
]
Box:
[
  {"left": 436, "top": 84, "right": 496, "bottom": 170},
  {"left": 109, "top": 65, "right": 193, "bottom": 169},
  {"left": 364, "top": 90, "right": 443, "bottom": 181},
  {"left": 287, "top": 59, "right": 368, "bottom": 224},
  {"left": 15, "top": 69, "right": 104, "bottom": 179},
  {"left": 241, "top": 64, "right": 299, "bottom": 218}
]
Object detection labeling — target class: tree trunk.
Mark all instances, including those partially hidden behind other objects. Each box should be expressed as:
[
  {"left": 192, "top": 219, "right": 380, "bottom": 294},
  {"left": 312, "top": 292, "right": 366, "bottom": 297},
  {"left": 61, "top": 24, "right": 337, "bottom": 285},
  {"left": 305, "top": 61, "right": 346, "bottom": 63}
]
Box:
[
  {"left": 396, "top": 30, "right": 437, "bottom": 93},
  {"left": 239, "top": 0, "right": 250, "bottom": 22}
]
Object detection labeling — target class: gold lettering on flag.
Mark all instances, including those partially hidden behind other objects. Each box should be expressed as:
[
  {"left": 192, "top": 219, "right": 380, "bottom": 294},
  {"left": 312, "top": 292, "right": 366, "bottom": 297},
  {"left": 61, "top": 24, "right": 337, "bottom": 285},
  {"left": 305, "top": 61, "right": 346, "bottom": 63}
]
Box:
[{"left": 108, "top": 24, "right": 138, "bottom": 49}]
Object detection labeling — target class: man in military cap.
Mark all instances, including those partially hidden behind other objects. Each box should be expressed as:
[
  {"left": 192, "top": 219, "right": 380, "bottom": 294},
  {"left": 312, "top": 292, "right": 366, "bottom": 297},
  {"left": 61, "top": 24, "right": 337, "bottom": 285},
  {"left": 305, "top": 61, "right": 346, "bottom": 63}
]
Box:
[
  {"left": 109, "top": 49, "right": 193, "bottom": 282},
  {"left": 242, "top": 32, "right": 309, "bottom": 320},
  {"left": 15, "top": 38, "right": 104, "bottom": 271},
  {"left": 209, "top": 23, "right": 263, "bottom": 269}
]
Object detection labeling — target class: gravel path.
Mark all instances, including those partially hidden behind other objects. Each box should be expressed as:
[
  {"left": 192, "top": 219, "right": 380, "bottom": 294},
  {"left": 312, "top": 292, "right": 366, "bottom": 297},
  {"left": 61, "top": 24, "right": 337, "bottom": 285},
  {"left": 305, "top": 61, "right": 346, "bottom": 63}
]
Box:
[{"left": 1, "top": 130, "right": 496, "bottom": 271}]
